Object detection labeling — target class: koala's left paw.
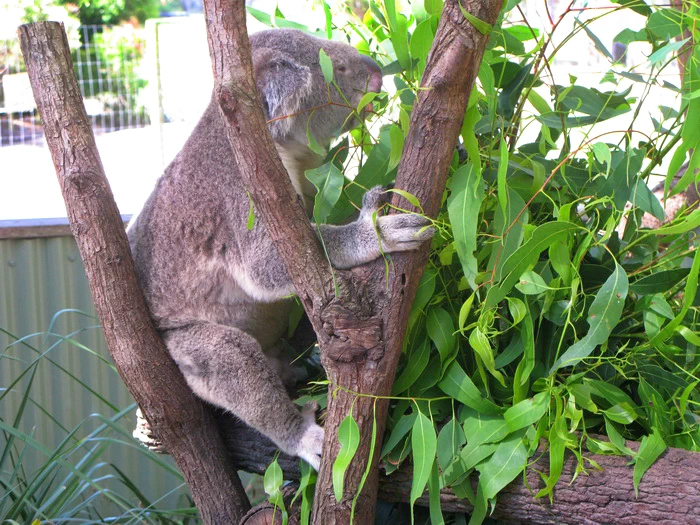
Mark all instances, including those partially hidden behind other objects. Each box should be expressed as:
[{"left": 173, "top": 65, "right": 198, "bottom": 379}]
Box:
[
  {"left": 377, "top": 213, "right": 434, "bottom": 252},
  {"left": 360, "top": 185, "right": 435, "bottom": 253}
]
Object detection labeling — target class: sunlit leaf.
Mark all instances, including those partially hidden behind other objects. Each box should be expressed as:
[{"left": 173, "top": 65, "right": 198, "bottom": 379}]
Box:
[
  {"left": 477, "top": 432, "right": 528, "bottom": 500},
  {"left": 504, "top": 392, "right": 549, "bottom": 431}
]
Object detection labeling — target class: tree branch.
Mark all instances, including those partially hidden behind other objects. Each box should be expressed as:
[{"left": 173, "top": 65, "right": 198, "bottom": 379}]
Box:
[
  {"left": 220, "top": 417, "right": 700, "bottom": 525},
  {"left": 18, "top": 22, "right": 250, "bottom": 524}
]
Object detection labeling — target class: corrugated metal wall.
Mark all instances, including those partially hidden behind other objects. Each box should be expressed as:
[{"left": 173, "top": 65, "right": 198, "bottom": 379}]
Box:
[{"left": 0, "top": 233, "right": 188, "bottom": 508}]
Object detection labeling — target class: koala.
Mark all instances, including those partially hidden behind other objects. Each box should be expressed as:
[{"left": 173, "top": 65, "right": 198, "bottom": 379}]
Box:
[{"left": 128, "top": 28, "right": 433, "bottom": 470}]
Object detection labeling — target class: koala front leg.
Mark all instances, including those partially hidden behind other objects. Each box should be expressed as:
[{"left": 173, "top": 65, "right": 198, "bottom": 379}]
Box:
[
  {"left": 318, "top": 186, "right": 434, "bottom": 270},
  {"left": 163, "top": 322, "right": 324, "bottom": 469}
]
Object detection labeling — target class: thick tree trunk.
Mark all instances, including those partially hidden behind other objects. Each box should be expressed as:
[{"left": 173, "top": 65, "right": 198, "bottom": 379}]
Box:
[
  {"left": 200, "top": 0, "right": 503, "bottom": 522},
  {"left": 18, "top": 22, "right": 251, "bottom": 524},
  {"left": 220, "top": 418, "right": 700, "bottom": 525}
]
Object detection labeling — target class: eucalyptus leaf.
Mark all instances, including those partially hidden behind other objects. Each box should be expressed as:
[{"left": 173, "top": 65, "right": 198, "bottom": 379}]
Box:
[
  {"left": 306, "top": 162, "right": 343, "bottom": 224},
  {"left": 410, "top": 411, "right": 437, "bottom": 514},
  {"left": 486, "top": 221, "right": 579, "bottom": 308},
  {"left": 469, "top": 327, "right": 505, "bottom": 386},
  {"left": 448, "top": 164, "right": 485, "bottom": 289},
  {"left": 477, "top": 432, "right": 528, "bottom": 500},
  {"left": 437, "top": 416, "right": 466, "bottom": 472},
  {"left": 438, "top": 362, "right": 502, "bottom": 415},
  {"left": 462, "top": 412, "right": 510, "bottom": 446},
  {"left": 388, "top": 124, "right": 405, "bottom": 173},
  {"left": 504, "top": 392, "right": 549, "bottom": 431},
  {"left": 633, "top": 430, "right": 666, "bottom": 496},
  {"left": 515, "top": 270, "right": 548, "bottom": 295},
  {"left": 319, "top": 48, "right": 333, "bottom": 84},
  {"left": 427, "top": 307, "right": 457, "bottom": 371},
  {"left": 647, "top": 9, "right": 687, "bottom": 40},
  {"left": 630, "top": 269, "right": 689, "bottom": 295},
  {"left": 332, "top": 414, "right": 360, "bottom": 502},
  {"left": 393, "top": 339, "right": 430, "bottom": 394},
  {"left": 550, "top": 262, "right": 629, "bottom": 372}
]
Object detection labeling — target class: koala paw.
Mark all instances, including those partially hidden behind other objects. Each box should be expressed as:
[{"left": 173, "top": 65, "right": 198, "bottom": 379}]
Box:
[
  {"left": 377, "top": 213, "right": 434, "bottom": 252},
  {"left": 293, "top": 401, "right": 324, "bottom": 470},
  {"left": 360, "top": 186, "right": 435, "bottom": 253},
  {"left": 295, "top": 423, "right": 324, "bottom": 471},
  {"left": 133, "top": 408, "right": 167, "bottom": 454}
]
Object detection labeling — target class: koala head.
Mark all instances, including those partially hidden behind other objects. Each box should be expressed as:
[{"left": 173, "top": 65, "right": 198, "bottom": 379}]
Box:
[{"left": 250, "top": 29, "right": 382, "bottom": 149}]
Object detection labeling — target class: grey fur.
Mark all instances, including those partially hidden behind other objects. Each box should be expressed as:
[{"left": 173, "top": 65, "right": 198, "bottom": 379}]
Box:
[{"left": 128, "top": 29, "right": 432, "bottom": 469}]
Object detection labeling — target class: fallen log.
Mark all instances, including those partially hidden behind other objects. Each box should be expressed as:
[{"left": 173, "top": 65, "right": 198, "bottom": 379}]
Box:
[{"left": 218, "top": 416, "right": 700, "bottom": 525}]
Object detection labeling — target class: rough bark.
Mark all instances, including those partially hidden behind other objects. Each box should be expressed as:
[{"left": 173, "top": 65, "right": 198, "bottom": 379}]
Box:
[
  {"left": 200, "top": 0, "right": 503, "bottom": 523},
  {"left": 18, "top": 22, "right": 251, "bottom": 524},
  {"left": 220, "top": 417, "right": 700, "bottom": 525}
]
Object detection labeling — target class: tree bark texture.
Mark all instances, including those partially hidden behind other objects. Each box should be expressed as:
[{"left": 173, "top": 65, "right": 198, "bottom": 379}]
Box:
[
  {"left": 200, "top": 0, "right": 503, "bottom": 523},
  {"left": 18, "top": 22, "right": 251, "bottom": 524},
  {"left": 219, "top": 417, "right": 700, "bottom": 525}
]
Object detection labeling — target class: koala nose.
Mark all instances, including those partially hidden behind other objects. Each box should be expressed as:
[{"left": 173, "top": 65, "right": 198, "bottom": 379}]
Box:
[{"left": 361, "top": 55, "right": 383, "bottom": 93}]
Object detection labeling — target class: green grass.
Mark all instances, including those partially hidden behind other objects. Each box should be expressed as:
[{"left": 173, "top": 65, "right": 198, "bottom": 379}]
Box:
[{"left": 1, "top": 311, "right": 197, "bottom": 524}]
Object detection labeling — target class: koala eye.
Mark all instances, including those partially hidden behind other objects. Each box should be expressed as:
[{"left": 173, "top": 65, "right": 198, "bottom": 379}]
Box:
[
  {"left": 337, "top": 65, "right": 348, "bottom": 73},
  {"left": 272, "top": 59, "right": 293, "bottom": 71}
]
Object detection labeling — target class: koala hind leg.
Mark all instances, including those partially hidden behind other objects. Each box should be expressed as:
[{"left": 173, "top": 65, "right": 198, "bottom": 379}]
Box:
[{"left": 163, "top": 322, "right": 323, "bottom": 469}]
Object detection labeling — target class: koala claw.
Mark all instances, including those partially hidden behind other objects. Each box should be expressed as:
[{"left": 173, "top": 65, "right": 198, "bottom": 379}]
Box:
[
  {"left": 295, "top": 423, "right": 324, "bottom": 471},
  {"left": 133, "top": 408, "right": 167, "bottom": 454}
]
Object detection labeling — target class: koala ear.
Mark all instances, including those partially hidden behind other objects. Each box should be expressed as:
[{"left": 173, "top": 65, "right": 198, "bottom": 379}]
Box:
[{"left": 253, "top": 48, "right": 313, "bottom": 137}]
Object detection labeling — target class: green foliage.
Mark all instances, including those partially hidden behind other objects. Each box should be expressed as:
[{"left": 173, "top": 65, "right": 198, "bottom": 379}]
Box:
[
  {"left": 71, "top": 25, "right": 149, "bottom": 113},
  {"left": 55, "top": 0, "right": 160, "bottom": 26},
  {"left": 263, "top": 458, "right": 288, "bottom": 523},
  {"left": 257, "top": 0, "right": 699, "bottom": 522}
]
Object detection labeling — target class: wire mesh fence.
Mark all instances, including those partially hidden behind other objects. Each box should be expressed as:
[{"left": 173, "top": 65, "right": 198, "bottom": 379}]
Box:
[{"left": 0, "top": 24, "right": 150, "bottom": 147}]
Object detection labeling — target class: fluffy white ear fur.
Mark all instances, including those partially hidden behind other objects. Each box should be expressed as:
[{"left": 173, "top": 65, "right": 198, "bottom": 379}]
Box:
[{"left": 253, "top": 49, "right": 312, "bottom": 137}]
